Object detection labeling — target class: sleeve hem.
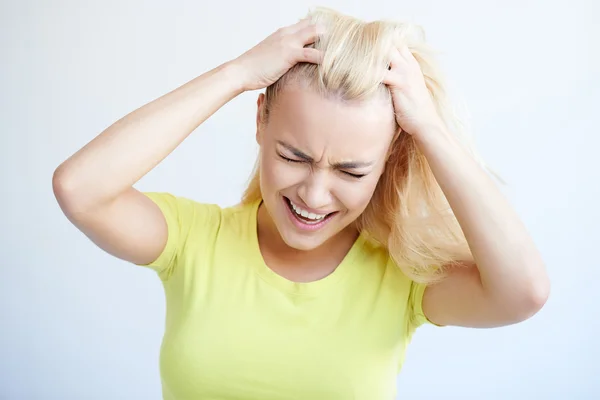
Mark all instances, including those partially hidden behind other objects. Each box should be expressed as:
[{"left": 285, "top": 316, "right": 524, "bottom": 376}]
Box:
[
  {"left": 411, "top": 282, "right": 444, "bottom": 328},
  {"left": 135, "top": 192, "right": 178, "bottom": 279}
]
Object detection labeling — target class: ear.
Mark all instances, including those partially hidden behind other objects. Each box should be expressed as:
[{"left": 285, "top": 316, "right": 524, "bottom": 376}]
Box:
[{"left": 256, "top": 93, "right": 266, "bottom": 145}]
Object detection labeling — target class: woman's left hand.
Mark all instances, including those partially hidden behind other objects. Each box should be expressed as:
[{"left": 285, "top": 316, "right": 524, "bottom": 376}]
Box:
[{"left": 383, "top": 45, "right": 444, "bottom": 137}]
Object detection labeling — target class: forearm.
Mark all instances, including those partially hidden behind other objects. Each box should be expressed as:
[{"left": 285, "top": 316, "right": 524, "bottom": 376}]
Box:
[
  {"left": 414, "top": 127, "right": 549, "bottom": 307},
  {"left": 53, "top": 62, "right": 245, "bottom": 213}
]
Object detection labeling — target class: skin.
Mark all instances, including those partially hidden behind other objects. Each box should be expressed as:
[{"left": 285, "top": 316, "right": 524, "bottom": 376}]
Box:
[{"left": 254, "top": 85, "right": 396, "bottom": 282}]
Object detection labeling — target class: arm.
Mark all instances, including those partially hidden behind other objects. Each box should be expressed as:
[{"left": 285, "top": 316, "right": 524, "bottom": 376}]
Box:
[
  {"left": 53, "top": 19, "right": 322, "bottom": 266},
  {"left": 53, "top": 63, "right": 245, "bottom": 265},
  {"left": 416, "top": 126, "right": 550, "bottom": 328},
  {"left": 384, "top": 44, "right": 549, "bottom": 328}
]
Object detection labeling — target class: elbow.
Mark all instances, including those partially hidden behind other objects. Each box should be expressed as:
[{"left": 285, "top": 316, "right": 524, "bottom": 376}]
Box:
[
  {"left": 487, "top": 262, "right": 550, "bottom": 325},
  {"left": 52, "top": 164, "right": 82, "bottom": 215},
  {"left": 52, "top": 165, "right": 72, "bottom": 203},
  {"left": 515, "top": 268, "right": 551, "bottom": 322},
  {"left": 528, "top": 275, "right": 550, "bottom": 314}
]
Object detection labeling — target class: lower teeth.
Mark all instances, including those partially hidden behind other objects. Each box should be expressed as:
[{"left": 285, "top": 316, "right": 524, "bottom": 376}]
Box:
[
  {"left": 287, "top": 198, "right": 329, "bottom": 223},
  {"left": 298, "top": 214, "right": 320, "bottom": 222}
]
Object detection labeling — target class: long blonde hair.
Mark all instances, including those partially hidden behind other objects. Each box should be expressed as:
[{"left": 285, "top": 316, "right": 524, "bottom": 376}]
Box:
[{"left": 242, "top": 7, "right": 484, "bottom": 284}]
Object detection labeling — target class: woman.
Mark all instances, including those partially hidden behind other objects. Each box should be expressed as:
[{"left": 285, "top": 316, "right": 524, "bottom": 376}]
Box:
[{"left": 53, "top": 7, "right": 550, "bottom": 399}]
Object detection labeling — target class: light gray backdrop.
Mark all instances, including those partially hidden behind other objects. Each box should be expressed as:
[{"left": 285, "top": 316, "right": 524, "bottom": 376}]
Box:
[{"left": 1, "top": 0, "right": 598, "bottom": 399}]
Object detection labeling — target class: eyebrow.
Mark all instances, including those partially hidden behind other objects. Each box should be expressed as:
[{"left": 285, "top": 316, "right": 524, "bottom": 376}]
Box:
[{"left": 276, "top": 140, "right": 374, "bottom": 169}]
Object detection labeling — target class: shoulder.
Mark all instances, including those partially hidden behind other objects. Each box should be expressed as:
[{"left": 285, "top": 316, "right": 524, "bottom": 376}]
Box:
[
  {"left": 138, "top": 192, "right": 259, "bottom": 277},
  {"left": 357, "top": 236, "right": 409, "bottom": 284},
  {"left": 140, "top": 191, "right": 224, "bottom": 254},
  {"left": 351, "top": 236, "right": 414, "bottom": 297},
  {"left": 143, "top": 191, "right": 221, "bottom": 215},
  {"left": 349, "top": 237, "right": 436, "bottom": 336},
  {"left": 142, "top": 191, "right": 259, "bottom": 239},
  {"left": 357, "top": 236, "right": 435, "bottom": 330}
]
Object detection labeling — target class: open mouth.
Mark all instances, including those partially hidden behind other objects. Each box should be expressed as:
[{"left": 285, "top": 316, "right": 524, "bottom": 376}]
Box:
[{"left": 283, "top": 196, "right": 337, "bottom": 230}]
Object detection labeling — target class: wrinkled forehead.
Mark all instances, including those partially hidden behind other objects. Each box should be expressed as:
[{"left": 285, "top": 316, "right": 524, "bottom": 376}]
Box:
[{"left": 266, "top": 85, "right": 397, "bottom": 162}]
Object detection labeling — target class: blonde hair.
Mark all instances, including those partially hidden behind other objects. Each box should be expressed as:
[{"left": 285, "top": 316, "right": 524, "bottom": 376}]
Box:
[{"left": 242, "top": 7, "right": 486, "bottom": 284}]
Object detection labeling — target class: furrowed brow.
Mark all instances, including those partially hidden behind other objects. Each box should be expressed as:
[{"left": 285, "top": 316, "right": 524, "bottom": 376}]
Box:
[
  {"left": 277, "top": 141, "right": 313, "bottom": 161},
  {"left": 277, "top": 140, "right": 374, "bottom": 169}
]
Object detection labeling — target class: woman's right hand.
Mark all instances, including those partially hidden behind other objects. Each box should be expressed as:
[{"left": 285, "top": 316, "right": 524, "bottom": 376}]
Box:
[{"left": 231, "top": 18, "right": 324, "bottom": 92}]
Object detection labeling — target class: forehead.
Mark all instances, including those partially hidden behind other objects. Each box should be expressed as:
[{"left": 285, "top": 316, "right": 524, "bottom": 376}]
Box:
[{"left": 267, "top": 86, "right": 397, "bottom": 161}]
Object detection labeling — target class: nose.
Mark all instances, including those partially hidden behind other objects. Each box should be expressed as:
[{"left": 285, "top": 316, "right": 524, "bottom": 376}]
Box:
[{"left": 297, "top": 170, "right": 333, "bottom": 211}]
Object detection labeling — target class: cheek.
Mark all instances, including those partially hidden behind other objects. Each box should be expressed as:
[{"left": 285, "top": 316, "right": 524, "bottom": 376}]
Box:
[
  {"left": 335, "top": 179, "right": 379, "bottom": 213},
  {"left": 260, "top": 154, "right": 304, "bottom": 193}
]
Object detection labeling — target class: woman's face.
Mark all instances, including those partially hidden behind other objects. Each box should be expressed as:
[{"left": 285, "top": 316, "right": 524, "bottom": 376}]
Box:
[{"left": 256, "top": 85, "right": 397, "bottom": 251}]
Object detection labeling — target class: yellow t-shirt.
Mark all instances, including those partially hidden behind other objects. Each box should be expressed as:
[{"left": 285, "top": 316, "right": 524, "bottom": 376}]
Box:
[{"left": 140, "top": 192, "right": 431, "bottom": 400}]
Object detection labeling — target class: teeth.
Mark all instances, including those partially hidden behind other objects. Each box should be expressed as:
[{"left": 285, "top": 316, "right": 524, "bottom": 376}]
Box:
[{"left": 289, "top": 200, "right": 326, "bottom": 221}]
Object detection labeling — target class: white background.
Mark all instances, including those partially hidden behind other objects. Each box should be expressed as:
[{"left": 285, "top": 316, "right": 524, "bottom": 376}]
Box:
[{"left": 1, "top": 0, "right": 598, "bottom": 398}]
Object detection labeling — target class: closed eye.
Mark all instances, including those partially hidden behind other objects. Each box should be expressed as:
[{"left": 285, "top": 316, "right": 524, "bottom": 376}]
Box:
[
  {"left": 279, "top": 153, "right": 366, "bottom": 179},
  {"left": 342, "top": 171, "right": 366, "bottom": 179},
  {"left": 279, "top": 154, "right": 303, "bottom": 163}
]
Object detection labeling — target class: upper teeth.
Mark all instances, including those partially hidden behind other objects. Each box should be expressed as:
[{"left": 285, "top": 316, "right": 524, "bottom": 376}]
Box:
[{"left": 290, "top": 200, "right": 327, "bottom": 221}]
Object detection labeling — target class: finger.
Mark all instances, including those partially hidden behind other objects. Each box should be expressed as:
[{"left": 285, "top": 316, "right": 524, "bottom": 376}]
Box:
[
  {"left": 383, "top": 49, "right": 405, "bottom": 86},
  {"left": 279, "top": 18, "right": 310, "bottom": 35},
  {"left": 289, "top": 17, "right": 314, "bottom": 33},
  {"left": 388, "top": 46, "right": 404, "bottom": 70},
  {"left": 296, "top": 23, "right": 324, "bottom": 46},
  {"left": 382, "top": 70, "right": 397, "bottom": 86},
  {"left": 398, "top": 44, "right": 417, "bottom": 65},
  {"left": 295, "top": 47, "right": 323, "bottom": 64}
]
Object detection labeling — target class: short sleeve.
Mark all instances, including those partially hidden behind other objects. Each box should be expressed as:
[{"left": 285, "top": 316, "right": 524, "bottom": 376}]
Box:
[
  {"left": 408, "top": 281, "right": 429, "bottom": 330},
  {"left": 407, "top": 280, "right": 442, "bottom": 334},
  {"left": 137, "top": 192, "right": 220, "bottom": 280}
]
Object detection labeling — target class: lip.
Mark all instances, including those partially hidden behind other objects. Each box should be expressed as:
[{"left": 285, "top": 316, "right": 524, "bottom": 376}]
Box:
[{"left": 282, "top": 196, "right": 337, "bottom": 232}]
